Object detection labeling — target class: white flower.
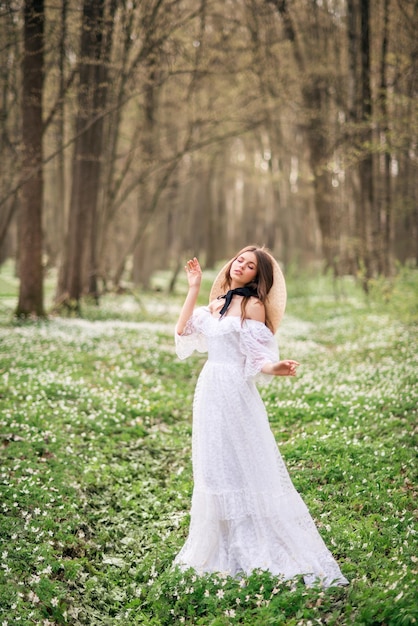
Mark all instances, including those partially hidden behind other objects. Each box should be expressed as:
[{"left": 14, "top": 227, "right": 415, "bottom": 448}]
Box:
[
  {"left": 216, "top": 589, "right": 225, "bottom": 599},
  {"left": 51, "top": 598, "right": 59, "bottom": 607},
  {"left": 28, "top": 591, "right": 40, "bottom": 604}
]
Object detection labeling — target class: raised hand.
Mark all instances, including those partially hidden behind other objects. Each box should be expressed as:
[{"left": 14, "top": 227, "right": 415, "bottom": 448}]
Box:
[{"left": 185, "top": 257, "right": 202, "bottom": 289}]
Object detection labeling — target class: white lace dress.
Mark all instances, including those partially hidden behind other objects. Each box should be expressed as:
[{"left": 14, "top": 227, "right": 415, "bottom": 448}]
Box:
[{"left": 174, "top": 307, "right": 348, "bottom": 587}]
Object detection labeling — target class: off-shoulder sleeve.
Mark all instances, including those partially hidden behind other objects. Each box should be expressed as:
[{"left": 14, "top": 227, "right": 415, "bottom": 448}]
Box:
[
  {"left": 175, "top": 307, "right": 208, "bottom": 360},
  {"left": 239, "top": 321, "right": 279, "bottom": 384}
]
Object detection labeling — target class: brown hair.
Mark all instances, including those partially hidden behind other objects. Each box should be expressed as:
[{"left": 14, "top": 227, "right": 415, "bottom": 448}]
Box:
[{"left": 221, "top": 245, "right": 274, "bottom": 330}]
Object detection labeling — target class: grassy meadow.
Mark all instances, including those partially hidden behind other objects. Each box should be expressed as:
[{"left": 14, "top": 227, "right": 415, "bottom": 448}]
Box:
[{"left": 0, "top": 262, "right": 417, "bottom": 625}]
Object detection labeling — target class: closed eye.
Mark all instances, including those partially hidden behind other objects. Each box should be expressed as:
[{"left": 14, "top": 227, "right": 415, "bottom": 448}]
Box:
[{"left": 237, "top": 256, "right": 256, "bottom": 271}]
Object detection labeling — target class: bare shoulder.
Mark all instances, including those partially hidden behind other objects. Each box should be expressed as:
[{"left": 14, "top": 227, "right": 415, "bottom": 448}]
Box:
[
  {"left": 246, "top": 297, "right": 265, "bottom": 323},
  {"left": 208, "top": 298, "right": 221, "bottom": 314}
]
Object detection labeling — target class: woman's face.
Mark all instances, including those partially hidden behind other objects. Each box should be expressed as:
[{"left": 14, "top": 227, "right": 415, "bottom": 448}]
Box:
[{"left": 230, "top": 251, "right": 258, "bottom": 286}]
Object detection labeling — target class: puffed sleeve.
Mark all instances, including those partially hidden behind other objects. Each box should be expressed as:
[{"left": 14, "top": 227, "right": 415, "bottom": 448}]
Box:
[
  {"left": 175, "top": 307, "right": 208, "bottom": 360},
  {"left": 239, "top": 321, "right": 279, "bottom": 384}
]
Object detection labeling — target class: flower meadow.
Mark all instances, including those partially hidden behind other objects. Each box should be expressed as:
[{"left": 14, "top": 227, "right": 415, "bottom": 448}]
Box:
[{"left": 0, "top": 269, "right": 417, "bottom": 625}]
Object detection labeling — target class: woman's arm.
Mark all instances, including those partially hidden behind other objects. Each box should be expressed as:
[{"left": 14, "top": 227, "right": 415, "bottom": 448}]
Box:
[
  {"left": 176, "top": 257, "right": 203, "bottom": 335},
  {"left": 262, "top": 360, "right": 300, "bottom": 376},
  {"left": 246, "top": 300, "right": 299, "bottom": 377}
]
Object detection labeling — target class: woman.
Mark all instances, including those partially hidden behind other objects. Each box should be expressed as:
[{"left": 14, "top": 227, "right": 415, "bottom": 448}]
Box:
[{"left": 174, "top": 245, "right": 348, "bottom": 587}]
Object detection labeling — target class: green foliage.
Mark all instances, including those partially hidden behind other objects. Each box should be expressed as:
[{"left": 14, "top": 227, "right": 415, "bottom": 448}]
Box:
[{"left": 0, "top": 270, "right": 417, "bottom": 625}]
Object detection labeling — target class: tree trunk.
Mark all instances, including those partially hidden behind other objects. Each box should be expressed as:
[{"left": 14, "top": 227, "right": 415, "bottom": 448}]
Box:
[
  {"left": 16, "top": 0, "right": 45, "bottom": 318},
  {"left": 87, "top": 0, "right": 117, "bottom": 300},
  {"left": 132, "top": 56, "right": 158, "bottom": 288},
  {"left": 346, "top": 0, "right": 375, "bottom": 288},
  {"left": 43, "top": 0, "right": 67, "bottom": 270},
  {"left": 378, "top": 0, "right": 393, "bottom": 275},
  {"left": 267, "top": 0, "right": 341, "bottom": 274},
  {"left": 56, "top": 0, "right": 110, "bottom": 308},
  {"left": 360, "top": 0, "right": 375, "bottom": 284},
  {"left": 0, "top": 3, "right": 20, "bottom": 259}
]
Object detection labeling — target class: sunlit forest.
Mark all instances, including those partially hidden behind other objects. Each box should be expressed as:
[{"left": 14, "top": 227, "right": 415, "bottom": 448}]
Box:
[{"left": 0, "top": 0, "right": 417, "bottom": 316}]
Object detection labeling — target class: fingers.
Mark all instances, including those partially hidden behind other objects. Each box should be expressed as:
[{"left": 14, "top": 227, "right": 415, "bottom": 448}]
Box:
[
  {"left": 287, "top": 360, "right": 300, "bottom": 376},
  {"left": 273, "top": 360, "right": 300, "bottom": 377},
  {"left": 185, "top": 257, "right": 201, "bottom": 275},
  {"left": 185, "top": 257, "right": 198, "bottom": 271}
]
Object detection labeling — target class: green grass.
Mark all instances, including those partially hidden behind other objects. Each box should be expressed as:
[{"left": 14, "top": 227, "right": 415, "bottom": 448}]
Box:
[{"left": 0, "top": 265, "right": 417, "bottom": 625}]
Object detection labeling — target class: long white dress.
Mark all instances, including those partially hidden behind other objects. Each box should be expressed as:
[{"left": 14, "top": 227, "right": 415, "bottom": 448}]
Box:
[{"left": 174, "top": 307, "right": 348, "bottom": 587}]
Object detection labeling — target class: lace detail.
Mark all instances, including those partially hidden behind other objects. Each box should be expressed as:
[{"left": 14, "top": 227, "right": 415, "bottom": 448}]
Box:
[
  {"left": 173, "top": 307, "right": 348, "bottom": 587},
  {"left": 175, "top": 307, "right": 208, "bottom": 360},
  {"left": 239, "top": 320, "right": 278, "bottom": 384}
]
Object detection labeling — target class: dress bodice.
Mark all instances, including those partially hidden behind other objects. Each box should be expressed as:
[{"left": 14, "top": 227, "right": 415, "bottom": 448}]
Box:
[
  {"left": 175, "top": 307, "right": 279, "bottom": 381},
  {"left": 205, "top": 320, "right": 244, "bottom": 365}
]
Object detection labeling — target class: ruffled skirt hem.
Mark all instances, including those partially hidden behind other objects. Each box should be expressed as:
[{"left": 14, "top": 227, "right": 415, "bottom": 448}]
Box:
[{"left": 173, "top": 498, "right": 349, "bottom": 588}]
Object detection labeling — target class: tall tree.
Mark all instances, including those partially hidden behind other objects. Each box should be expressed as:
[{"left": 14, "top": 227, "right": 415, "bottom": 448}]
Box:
[
  {"left": 0, "top": 2, "right": 20, "bottom": 259},
  {"left": 266, "top": 0, "right": 343, "bottom": 275},
  {"left": 47, "top": 0, "right": 68, "bottom": 268},
  {"left": 377, "top": 0, "right": 393, "bottom": 275},
  {"left": 358, "top": 0, "right": 375, "bottom": 283},
  {"left": 56, "top": 0, "right": 115, "bottom": 308},
  {"left": 347, "top": 0, "right": 379, "bottom": 287},
  {"left": 16, "top": 0, "right": 45, "bottom": 317}
]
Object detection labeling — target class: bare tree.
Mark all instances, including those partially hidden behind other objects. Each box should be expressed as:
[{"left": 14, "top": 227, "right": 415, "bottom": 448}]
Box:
[
  {"left": 0, "top": 2, "right": 21, "bottom": 260},
  {"left": 16, "top": 0, "right": 45, "bottom": 318},
  {"left": 266, "top": 0, "right": 343, "bottom": 275},
  {"left": 377, "top": 0, "right": 393, "bottom": 275},
  {"left": 56, "top": 0, "right": 115, "bottom": 309}
]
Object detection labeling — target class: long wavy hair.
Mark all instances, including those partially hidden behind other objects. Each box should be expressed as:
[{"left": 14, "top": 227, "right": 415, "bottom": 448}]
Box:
[{"left": 221, "top": 245, "right": 274, "bottom": 331}]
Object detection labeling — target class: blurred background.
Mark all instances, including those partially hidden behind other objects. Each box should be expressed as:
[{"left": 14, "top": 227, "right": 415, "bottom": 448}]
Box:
[{"left": 1, "top": 0, "right": 417, "bottom": 316}]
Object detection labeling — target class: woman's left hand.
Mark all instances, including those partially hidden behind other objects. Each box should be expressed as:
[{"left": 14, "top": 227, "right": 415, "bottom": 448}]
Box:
[{"left": 268, "top": 360, "right": 300, "bottom": 377}]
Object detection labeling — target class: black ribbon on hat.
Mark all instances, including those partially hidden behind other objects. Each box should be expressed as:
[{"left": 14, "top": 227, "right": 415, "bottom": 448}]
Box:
[{"left": 218, "top": 286, "right": 258, "bottom": 317}]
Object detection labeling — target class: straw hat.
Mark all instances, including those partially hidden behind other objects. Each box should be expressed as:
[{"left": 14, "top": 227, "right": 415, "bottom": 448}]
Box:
[{"left": 209, "top": 249, "right": 287, "bottom": 334}]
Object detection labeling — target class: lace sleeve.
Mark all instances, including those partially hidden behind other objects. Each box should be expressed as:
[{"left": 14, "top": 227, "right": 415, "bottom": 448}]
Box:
[
  {"left": 175, "top": 307, "right": 208, "bottom": 360},
  {"left": 239, "top": 321, "right": 279, "bottom": 385}
]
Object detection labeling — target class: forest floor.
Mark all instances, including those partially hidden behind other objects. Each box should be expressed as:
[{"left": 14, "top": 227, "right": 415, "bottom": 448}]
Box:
[{"left": 0, "top": 264, "right": 417, "bottom": 625}]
